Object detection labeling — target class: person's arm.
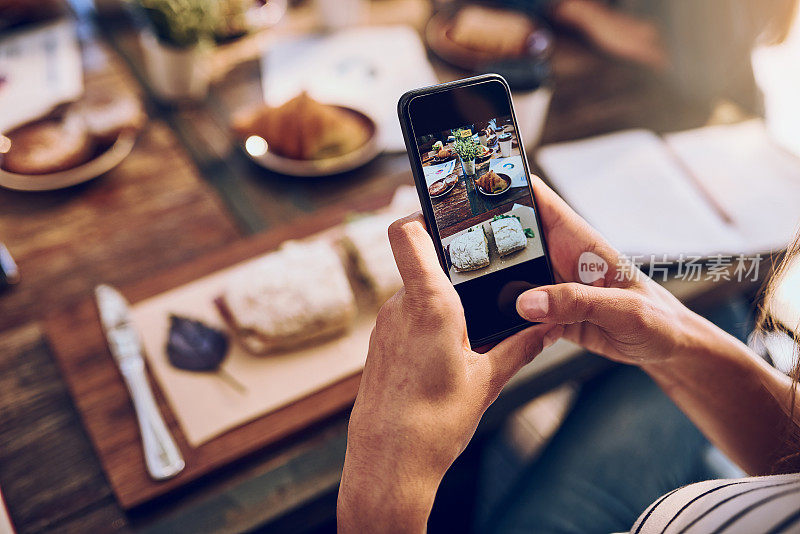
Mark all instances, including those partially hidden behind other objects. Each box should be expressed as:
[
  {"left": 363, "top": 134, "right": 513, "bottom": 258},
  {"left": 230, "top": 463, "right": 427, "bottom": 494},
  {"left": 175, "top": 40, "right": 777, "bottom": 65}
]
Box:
[
  {"left": 337, "top": 214, "right": 560, "bottom": 533},
  {"left": 515, "top": 178, "right": 800, "bottom": 475},
  {"left": 338, "top": 177, "right": 800, "bottom": 531},
  {"left": 644, "top": 323, "right": 799, "bottom": 475}
]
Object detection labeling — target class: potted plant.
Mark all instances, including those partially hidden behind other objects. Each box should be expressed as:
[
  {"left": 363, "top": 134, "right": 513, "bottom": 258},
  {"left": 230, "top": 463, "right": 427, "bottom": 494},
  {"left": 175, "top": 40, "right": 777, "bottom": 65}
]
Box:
[
  {"left": 453, "top": 129, "right": 480, "bottom": 175},
  {"left": 136, "top": 0, "right": 219, "bottom": 102}
]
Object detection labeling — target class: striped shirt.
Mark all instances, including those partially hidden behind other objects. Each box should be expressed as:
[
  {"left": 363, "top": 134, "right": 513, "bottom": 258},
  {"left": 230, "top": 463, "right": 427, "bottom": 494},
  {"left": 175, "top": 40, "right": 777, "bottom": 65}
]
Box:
[{"left": 629, "top": 474, "right": 800, "bottom": 533}]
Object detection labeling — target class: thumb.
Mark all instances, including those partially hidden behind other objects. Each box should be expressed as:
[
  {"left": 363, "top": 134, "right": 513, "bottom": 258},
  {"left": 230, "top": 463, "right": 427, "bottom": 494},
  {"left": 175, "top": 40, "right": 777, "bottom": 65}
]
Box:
[
  {"left": 479, "top": 323, "right": 564, "bottom": 391},
  {"left": 517, "top": 283, "right": 641, "bottom": 330}
]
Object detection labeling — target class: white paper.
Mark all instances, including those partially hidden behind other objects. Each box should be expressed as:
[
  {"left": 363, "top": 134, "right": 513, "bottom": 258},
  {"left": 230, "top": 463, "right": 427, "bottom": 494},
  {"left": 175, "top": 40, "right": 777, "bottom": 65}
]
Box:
[
  {"left": 489, "top": 155, "right": 527, "bottom": 187},
  {"left": 0, "top": 20, "right": 83, "bottom": 133},
  {"left": 131, "top": 256, "right": 372, "bottom": 447},
  {"left": 423, "top": 159, "right": 455, "bottom": 185},
  {"left": 262, "top": 25, "right": 437, "bottom": 152},
  {"left": 536, "top": 129, "right": 745, "bottom": 258},
  {"left": 664, "top": 120, "right": 800, "bottom": 254}
]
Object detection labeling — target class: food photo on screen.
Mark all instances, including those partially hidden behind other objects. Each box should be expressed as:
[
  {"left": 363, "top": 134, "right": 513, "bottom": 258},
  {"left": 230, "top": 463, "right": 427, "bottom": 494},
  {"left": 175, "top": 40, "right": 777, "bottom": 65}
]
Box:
[{"left": 415, "top": 115, "right": 546, "bottom": 284}]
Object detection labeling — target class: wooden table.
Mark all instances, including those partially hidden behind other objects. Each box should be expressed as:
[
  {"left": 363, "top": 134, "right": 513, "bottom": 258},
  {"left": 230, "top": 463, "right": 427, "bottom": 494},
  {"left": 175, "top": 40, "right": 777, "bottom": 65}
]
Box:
[{"left": 0, "top": 3, "right": 760, "bottom": 533}]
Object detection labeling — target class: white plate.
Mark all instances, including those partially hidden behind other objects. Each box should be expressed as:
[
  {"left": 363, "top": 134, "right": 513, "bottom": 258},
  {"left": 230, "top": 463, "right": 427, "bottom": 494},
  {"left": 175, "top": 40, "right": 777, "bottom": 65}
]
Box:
[
  {"left": 0, "top": 131, "right": 137, "bottom": 192},
  {"left": 241, "top": 107, "right": 380, "bottom": 177}
]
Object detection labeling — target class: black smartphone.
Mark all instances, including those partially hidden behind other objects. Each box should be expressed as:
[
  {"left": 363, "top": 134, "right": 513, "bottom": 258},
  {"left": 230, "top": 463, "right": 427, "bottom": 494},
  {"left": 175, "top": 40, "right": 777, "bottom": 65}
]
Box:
[{"left": 398, "top": 74, "right": 555, "bottom": 346}]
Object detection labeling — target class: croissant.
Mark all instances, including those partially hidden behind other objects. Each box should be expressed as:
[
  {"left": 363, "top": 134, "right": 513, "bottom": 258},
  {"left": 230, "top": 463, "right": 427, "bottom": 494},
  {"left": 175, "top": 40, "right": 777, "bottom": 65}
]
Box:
[
  {"left": 476, "top": 170, "right": 508, "bottom": 193},
  {"left": 234, "top": 92, "right": 370, "bottom": 160}
]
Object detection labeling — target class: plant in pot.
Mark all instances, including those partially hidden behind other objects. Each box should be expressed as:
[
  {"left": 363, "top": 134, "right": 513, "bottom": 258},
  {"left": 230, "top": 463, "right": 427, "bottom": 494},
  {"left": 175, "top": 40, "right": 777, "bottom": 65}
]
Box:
[
  {"left": 453, "top": 130, "right": 480, "bottom": 176},
  {"left": 137, "top": 0, "right": 219, "bottom": 102}
]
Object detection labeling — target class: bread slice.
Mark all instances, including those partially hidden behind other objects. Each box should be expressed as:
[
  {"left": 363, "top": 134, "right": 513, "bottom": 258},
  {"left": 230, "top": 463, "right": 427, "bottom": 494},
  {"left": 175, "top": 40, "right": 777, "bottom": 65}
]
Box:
[{"left": 216, "top": 240, "right": 357, "bottom": 354}]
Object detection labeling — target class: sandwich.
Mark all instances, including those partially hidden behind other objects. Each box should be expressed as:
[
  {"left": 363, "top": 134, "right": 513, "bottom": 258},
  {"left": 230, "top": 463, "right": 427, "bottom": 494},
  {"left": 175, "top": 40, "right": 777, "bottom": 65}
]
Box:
[
  {"left": 342, "top": 212, "right": 404, "bottom": 305},
  {"left": 215, "top": 240, "right": 357, "bottom": 354},
  {"left": 449, "top": 227, "right": 490, "bottom": 272},
  {"left": 491, "top": 215, "right": 528, "bottom": 256}
]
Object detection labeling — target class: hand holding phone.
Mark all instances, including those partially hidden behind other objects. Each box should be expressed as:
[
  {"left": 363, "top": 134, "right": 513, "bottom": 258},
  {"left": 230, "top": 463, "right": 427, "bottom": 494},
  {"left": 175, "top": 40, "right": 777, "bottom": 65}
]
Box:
[
  {"left": 338, "top": 210, "right": 561, "bottom": 532},
  {"left": 398, "top": 75, "right": 555, "bottom": 346}
]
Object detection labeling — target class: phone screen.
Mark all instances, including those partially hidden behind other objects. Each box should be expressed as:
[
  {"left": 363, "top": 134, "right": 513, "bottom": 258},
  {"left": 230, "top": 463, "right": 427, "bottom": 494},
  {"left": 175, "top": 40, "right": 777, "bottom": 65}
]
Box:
[{"left": 403, "top": 78, "right": 554, "bottom": 343}]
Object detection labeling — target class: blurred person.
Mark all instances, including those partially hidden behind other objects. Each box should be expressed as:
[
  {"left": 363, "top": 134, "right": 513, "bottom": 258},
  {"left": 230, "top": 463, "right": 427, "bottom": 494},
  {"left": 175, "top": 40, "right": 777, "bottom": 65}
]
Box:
[
  {"left": 491, "top": 0, "right": 797, "bottom": 110},
  {"left": 337, "top": 176, "right": 800, "bottom": 533}
]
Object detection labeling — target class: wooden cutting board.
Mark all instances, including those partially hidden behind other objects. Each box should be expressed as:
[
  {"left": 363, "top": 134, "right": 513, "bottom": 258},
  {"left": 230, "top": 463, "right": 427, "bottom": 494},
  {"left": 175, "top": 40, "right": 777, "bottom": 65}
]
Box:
[{"left": 44, "top": 195, "right": 396, "bottom": 510}]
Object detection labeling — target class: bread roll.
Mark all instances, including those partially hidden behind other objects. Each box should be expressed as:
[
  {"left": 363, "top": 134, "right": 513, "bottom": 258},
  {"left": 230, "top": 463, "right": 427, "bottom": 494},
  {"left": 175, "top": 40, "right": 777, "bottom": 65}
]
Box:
[{"left": 2, "top": 114, "right": 93, "bottom": 175}]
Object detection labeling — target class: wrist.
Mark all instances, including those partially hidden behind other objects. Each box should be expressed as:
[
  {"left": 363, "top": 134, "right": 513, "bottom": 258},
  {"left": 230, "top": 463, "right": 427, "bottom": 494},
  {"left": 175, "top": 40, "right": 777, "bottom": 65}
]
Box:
[
  {"left": 640, "top": 307, "right": 750, "bottom": 390},
  {"left": 338, "top": 425, "right": 447, "bottom": 533},
  {"left": 338, "top": 452, "right": 441, "bottom": 533}
]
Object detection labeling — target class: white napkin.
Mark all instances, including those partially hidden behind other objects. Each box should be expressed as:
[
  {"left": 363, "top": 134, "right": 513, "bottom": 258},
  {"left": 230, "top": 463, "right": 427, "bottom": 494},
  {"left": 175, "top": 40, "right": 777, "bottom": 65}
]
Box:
[
  {"left": 0, "top": 20, "right": 83, "bottom": 133},
  {"left": 423, "top": 159, "right": 456, "bottom": 185},
  {"left": 489, "top": 156, "right": 527, "bottom": 187}
]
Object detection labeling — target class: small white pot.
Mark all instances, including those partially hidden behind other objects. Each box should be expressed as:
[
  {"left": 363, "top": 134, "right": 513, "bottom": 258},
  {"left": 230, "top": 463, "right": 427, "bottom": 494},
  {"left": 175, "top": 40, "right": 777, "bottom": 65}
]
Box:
[
  {"left": 139, "top": 32, "right": 210, "bottom": 102},
  {"left": 461, "top": 158, "right": 475, "bottom": 176},
  {"left": 499, "top": 137, "right": 512, "bottom": 158}
]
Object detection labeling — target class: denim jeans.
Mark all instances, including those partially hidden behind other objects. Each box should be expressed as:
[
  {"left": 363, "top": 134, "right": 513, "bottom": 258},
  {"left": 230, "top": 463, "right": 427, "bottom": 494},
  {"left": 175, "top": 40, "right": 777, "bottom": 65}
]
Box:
[{"left": 476, "top": 298, "right": 752, "bottom": 534}]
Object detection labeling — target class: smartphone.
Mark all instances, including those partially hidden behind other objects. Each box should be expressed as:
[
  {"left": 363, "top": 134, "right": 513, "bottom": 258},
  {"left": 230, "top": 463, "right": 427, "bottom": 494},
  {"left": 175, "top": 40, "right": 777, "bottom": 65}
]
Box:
[{"left": 398, "top": 74, "right": 555, "bottom": 346}]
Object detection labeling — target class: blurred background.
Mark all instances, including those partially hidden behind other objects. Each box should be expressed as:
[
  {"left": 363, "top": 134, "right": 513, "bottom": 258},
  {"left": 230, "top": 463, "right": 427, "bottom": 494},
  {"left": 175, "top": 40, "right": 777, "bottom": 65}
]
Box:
[{"left": 1, "top": 0, "right": 800, "bottom": 533}]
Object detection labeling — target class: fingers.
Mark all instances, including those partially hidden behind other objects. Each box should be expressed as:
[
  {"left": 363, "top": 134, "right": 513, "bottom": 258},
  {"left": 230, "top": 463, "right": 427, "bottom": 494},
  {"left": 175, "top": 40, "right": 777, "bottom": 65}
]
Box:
[
  {"left": 517, "top": 283, "right": 641, "bottom": 330},
  {"left": 388, "top": 211, "right": 449, "bottom": 292},
  {"left": 529, "top": 176, "right": 625, "bottom": 286},
  {"left": 529, "top": 175, "right": 576, "bottom": 225},
  {"left": 529, "top": 176, "right": 616, "bottom": 258},
  {"left": 481, "top": 323, "right": 564, "bottom": 389}
]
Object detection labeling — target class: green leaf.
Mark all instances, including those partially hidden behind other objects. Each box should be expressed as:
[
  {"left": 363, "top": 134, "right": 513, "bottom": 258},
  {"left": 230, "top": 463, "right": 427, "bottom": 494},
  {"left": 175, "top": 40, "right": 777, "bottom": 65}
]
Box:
[
  {"left": 524, "top": 228, "right": 535, "bottom": 238},
  {"left": 453, "top": 131, "right": 480, "bottom": 161},
  {"left": 492, "top": 214, "right": 522, "bottom": 224}
]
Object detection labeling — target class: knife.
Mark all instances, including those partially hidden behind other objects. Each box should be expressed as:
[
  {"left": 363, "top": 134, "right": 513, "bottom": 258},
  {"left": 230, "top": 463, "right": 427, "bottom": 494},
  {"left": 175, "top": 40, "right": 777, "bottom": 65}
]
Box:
[
  {"left": 0, "top": 243, "right": 19, "bottom": 289},
  {"left": 95, "top": 284, "right": 185, "bottom": 481}
]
